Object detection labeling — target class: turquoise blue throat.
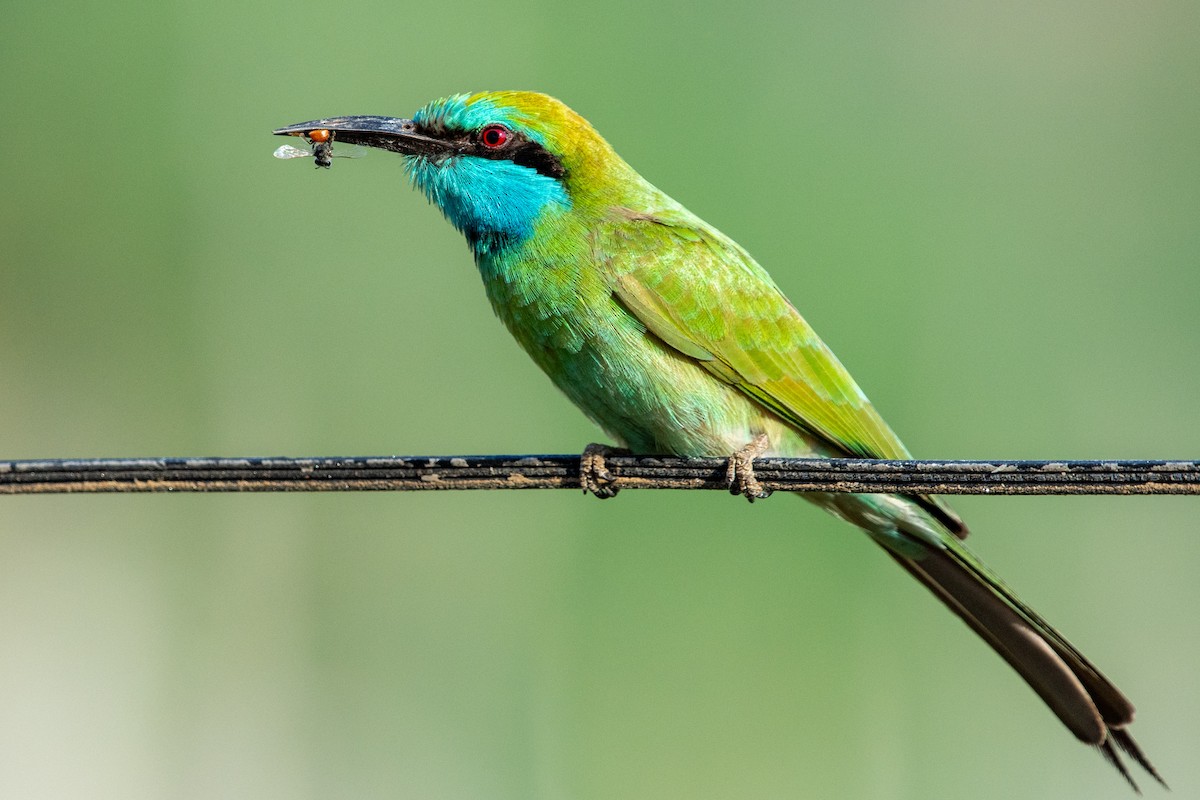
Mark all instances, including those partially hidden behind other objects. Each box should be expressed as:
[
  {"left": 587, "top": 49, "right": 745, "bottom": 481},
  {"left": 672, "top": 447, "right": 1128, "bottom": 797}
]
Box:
[{"left": 405, "top": 155, "right": 570, "bottom": 254}]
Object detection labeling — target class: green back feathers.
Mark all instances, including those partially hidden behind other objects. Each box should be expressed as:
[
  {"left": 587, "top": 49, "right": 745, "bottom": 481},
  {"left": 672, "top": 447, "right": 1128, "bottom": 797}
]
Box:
[
  {"left": 598, "top": 208, "right": 910, "bottom": 461},
  {"left": 594, "top": 207, "right": 966, "bottom": 535}
]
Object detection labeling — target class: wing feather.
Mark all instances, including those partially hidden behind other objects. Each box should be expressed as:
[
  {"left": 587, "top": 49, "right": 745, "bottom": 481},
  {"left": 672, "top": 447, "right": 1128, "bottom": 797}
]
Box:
[
  {"left": 602, "top": 210, "right": 908, "bottom": 461},
  {"left": 599, "top": 209, "right": 965, "bottom": 535}
]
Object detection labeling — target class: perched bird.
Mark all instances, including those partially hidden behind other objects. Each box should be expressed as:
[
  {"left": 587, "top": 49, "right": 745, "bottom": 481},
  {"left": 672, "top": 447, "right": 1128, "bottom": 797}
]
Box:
[{"left": 275, "top": 92, "right": 1162, "bottom": 790}]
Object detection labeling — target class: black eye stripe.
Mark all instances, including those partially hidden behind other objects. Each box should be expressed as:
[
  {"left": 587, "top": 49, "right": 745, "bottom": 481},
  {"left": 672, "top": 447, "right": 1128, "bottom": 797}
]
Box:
[
  {"left": 408, "top": 122, "right": 566, "bottom": 181},
  {"left": 505, "top": 139, "right": 566, "bottom": 180},
  {"left": 416, "top": 122, "right": 565, "bottom": 180},
  {"left": 471, "top": 132, "right": 565, "bottom": 180}
]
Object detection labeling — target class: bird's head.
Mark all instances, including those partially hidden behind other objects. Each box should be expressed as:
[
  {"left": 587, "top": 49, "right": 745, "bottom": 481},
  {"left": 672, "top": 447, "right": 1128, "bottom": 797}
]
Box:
[{"left": 275, "top": 92, "right": 630, "bottom": 253}]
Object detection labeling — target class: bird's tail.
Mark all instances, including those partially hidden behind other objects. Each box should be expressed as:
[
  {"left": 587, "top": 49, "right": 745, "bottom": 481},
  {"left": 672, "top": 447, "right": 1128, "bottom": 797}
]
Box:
[{"left": 886, "top": 537, "right": 1165, "bottom": 792}]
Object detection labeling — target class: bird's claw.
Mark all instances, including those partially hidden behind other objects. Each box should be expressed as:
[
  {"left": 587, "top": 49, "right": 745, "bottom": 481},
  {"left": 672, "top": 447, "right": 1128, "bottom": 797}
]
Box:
[
  {"left": 727, "top": 433, "right": 773, "bottom": 502},
  {"left": 581, "top": 443, "right": 628, "bottom": 499}
]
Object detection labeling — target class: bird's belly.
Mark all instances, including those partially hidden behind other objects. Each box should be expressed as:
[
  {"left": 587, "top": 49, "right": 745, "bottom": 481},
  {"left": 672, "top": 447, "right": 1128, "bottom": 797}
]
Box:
[{"left": 529, "top": 318, "right": 826, "bottom": 459}]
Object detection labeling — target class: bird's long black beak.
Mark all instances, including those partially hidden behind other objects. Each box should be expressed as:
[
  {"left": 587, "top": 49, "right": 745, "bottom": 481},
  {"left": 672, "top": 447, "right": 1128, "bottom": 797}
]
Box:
[{"left": 272, "top": 116, "right": 453, "bottom": 156}]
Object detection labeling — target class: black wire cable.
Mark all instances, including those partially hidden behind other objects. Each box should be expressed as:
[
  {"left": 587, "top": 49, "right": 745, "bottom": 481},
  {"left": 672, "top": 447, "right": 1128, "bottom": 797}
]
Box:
[{"left": 2, "top": 455, "right": 1197, "bottom": 495}]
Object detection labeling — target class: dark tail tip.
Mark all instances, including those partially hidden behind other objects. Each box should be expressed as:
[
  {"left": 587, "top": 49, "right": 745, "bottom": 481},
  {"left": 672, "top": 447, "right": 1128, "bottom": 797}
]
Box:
[
  {"left": 1099, "top": 737, "right": 1140, "bottom": 794},
  {"left": 1112, "top": 728, "right": 1169, "bottom": 790},
  {"left": 1099, "top": 729, "right": 1169, "bottom": 794}
]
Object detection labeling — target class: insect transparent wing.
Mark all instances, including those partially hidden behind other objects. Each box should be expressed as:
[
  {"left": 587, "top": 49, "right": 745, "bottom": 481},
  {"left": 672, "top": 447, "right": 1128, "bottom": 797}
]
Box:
[
  {"left": 273, "top": 144, "right": 315, "bottom": 160},
  {"left": 272, "top": 143, "right": 367, "bottom": 161},
  {"left": 329, "top": 144, "right": 367, "bottom": 159}
]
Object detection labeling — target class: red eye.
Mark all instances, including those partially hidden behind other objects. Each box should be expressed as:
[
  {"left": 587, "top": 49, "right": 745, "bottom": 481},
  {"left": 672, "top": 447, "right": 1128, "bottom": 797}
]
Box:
[
  {"left": 307, "top": 129, "right": 332, "bottom": 143},
  {"left": 479, "top": 125, "right": 510, "bottom": 148}
]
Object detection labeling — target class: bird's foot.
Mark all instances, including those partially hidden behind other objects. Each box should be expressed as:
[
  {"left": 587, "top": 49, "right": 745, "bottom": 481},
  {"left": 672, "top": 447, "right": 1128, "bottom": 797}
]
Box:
[
  {"left": 726, "top": 433, "right": 773, "bottom": 502},
  {"left": 581, "top": 443, "right": 629, "bottom": 499}
]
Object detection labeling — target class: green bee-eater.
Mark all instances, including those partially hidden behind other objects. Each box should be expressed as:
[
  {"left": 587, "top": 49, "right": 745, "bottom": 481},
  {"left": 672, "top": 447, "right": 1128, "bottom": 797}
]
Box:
[{"left": 275, "top": 92, "right": 1162, "bottom": 790}]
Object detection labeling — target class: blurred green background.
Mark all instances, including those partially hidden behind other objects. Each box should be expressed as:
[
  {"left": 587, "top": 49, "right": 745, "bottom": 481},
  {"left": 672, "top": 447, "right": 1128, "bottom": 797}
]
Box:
[{"left": 2, "top": 2, "right": 1197, "bottom": 798}]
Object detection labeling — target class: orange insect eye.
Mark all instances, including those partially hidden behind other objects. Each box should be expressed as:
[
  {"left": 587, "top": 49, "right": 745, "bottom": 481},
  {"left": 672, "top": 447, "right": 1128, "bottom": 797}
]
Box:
[{"left": 308, "top": 129, "right": 332, "bottom": 143}]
